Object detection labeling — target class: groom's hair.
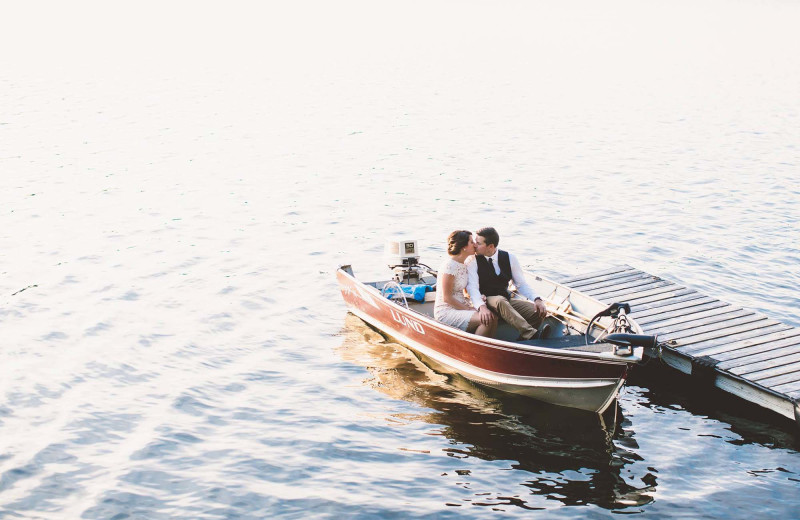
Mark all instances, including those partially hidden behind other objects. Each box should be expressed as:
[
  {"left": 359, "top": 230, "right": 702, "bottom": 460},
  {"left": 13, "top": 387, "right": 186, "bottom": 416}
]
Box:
[{"left": 477, "top": 227, "right": 499, "bottom": 247}]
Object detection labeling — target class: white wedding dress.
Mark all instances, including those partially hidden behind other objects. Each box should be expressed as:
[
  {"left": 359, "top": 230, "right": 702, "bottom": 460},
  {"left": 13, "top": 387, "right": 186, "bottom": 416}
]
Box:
[{"left": 434, "top": 258, "right": 475, "bottom": 331}]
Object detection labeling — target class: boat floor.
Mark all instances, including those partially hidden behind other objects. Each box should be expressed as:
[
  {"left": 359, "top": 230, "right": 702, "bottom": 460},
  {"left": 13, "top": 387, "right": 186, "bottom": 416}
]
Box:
[{"left": 368, "top": 279, "right": 612, "bottom": 353}]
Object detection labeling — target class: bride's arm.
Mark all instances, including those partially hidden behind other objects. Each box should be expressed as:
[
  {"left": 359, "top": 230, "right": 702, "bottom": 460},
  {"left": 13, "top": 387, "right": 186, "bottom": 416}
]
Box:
[{"left": 440, "top": 273, "right": 472, "bottom": 310}]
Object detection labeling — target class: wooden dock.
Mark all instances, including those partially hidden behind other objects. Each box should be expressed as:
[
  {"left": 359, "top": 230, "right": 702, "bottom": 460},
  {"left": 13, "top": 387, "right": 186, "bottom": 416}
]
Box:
[{"left": 558, "top": 265, "right": 800, "bottom": 425}]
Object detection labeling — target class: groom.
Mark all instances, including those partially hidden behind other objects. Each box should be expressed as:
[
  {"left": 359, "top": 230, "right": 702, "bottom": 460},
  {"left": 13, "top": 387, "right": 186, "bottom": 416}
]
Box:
[{"left": 466, "top": 227, "right": 547, "bottom": 340}]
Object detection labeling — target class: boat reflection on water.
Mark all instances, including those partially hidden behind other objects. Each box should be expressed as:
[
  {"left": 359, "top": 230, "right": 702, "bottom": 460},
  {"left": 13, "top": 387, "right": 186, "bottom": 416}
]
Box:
[{"left": 338, "top": 314, "right": 657, "bottom": 511}]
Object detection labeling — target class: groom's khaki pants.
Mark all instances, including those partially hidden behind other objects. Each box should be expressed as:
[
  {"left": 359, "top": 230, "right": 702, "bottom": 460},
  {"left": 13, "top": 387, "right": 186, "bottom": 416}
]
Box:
[{"left": 486, "top": 295, "right": 543, "bottom": 340}]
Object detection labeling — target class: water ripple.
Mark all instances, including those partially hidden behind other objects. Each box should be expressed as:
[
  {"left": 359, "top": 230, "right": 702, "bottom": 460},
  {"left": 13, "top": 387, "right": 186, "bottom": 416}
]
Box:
[{"left": 3, "top": 1, "right": 800, "bottom": 516}]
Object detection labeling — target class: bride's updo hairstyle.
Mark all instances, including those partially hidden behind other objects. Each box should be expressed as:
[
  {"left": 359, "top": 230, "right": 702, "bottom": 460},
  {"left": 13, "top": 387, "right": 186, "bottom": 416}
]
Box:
[{"left": 447, "top": 230, "right": 473, "bottom": 256}]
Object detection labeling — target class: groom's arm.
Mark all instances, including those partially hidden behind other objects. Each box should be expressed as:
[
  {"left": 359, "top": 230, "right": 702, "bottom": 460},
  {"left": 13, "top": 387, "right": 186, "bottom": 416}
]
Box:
[
  {"left": 509, "top": 253, "right": 547, "bottom": 318},
  {"left": 509, "top": 253, "right": 540, "bottom": 302}
]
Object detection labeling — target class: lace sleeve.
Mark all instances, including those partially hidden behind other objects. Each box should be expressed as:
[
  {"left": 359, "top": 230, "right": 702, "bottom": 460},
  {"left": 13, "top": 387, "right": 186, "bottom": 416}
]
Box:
[{"left": 439, "top": 259, "right": 457, "bottom": 277}]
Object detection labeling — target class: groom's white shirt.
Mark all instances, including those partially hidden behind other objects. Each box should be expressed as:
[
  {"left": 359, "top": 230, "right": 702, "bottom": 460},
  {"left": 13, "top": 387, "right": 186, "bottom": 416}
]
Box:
[{"left": 465, "top": 251, "right": 538, "bottom": 310}]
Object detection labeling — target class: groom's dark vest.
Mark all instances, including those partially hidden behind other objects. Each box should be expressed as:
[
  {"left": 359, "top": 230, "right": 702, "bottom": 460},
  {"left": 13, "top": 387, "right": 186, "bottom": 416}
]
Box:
[{"left": 476, "top": 251, "right": 512, "bottom": 299}]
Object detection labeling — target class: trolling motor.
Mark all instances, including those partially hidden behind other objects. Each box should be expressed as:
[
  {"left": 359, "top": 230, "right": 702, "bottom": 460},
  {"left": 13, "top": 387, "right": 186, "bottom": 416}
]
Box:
[
  {"left": 604, "top": 333, "right": 658, "bottom": 351},
  {"left": 585, "top": 302, "right": 657, "bottom": 355}
]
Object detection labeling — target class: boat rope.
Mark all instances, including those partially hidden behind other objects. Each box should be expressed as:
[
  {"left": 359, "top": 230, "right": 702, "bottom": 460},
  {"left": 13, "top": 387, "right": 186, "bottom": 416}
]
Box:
[
  {"left": 381, "top": 281, "right": 409, "bottom": 308},
  {"left": 636, "top": 339, "right": 664, "bottom": 366}
]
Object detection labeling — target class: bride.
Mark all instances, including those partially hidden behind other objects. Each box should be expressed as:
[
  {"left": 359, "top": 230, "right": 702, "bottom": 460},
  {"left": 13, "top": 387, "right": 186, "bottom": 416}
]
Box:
[{"left": 434, "top": 230, "right": 497, "bottom": 337}]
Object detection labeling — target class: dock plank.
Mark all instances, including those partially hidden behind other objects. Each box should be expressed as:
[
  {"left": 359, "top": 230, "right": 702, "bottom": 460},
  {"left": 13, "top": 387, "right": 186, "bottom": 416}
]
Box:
[
  {"left": 649, "top": 312, "right": 752, "bottom": 338},
  {"left": 595, "top": 285, "right": 688, "bottom": 306},
  {"left": 636, "top": 301, "right": 731, "bottom": 325},
  {"left": 568, "top": 271, "right": 651, "bottom": 291},
  {"left": 660, "top": 315, "right": 771, "bottom": 343},
  {"left": 681, "top": 324, "right": 794, "bottom": 356},
  {"left": 584, "top": 275, "right": 670, "bottom": 294},
  {"left": 772, "top": 380, "right": 800, "bottom": 396},
  {"left": 640, "top": 305, "right": 739, "bottom": 329},
  {"left": 588, "top": 280, "right": 675, "bottom": 301},
  {"left": 607, "top": 288, "right": 698, "bottom": 307},
  {"left": 583, "top": 275, "right": 669, "bottom": 295},
  {"left": 727, "top": 349, "right": 800, "bottom": 373},
  {"left": 649, "top": 310, "right": 757, "bottom": 338},
  {"left": 716, "top": 335, "right": 800, "bottom": 368},
  {"left": 633, "top": 293, "right": 711, "bottom": 314},
  {"left": 743, "top": 358, "right": 800, "bottom": 381},
  {"left": 757, "top": 369, "right": 800, "bottom": 389},
  {"left": 731, "top": 352, "right": 800, "bottom": 379},
  {"left": 559, "top": 265, "right": 635, "bottom": 285},
  {"left": 786, "top": 387, "right": 800, "bottom": 399}
]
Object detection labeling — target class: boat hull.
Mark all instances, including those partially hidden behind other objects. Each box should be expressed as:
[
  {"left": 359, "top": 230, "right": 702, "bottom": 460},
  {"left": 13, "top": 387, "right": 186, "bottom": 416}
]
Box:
[{"left": 338, "top": 269, "right": 640, "bottom": 413}]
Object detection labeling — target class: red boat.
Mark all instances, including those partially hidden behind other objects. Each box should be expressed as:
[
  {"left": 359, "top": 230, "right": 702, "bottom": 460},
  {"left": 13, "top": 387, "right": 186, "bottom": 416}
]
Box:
[{"left": 337, "top": 243, "right": 654, "bottom": 413}]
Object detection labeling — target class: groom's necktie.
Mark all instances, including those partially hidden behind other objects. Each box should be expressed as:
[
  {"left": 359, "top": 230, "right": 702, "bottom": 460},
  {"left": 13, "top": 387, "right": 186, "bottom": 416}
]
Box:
[{"left": 488, "top": 257, "right": 495, "bottom": 275}]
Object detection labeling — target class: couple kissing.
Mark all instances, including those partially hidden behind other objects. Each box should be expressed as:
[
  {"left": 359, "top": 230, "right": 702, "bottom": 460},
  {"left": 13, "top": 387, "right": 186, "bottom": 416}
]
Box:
[{"left": 433, "top": 227, "right": 547, "bottom": 341}]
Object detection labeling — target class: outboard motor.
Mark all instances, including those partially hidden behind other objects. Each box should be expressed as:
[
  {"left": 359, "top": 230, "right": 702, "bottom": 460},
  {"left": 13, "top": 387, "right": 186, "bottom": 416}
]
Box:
[{"left": 384, "top": 238, "right": 435, "bottom": 284}]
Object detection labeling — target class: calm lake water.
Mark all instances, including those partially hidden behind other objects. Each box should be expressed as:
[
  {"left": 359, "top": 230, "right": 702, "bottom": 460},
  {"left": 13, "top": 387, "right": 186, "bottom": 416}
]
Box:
[{"left": 2, "top": 0, "right": 799, "bottom": 517}]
